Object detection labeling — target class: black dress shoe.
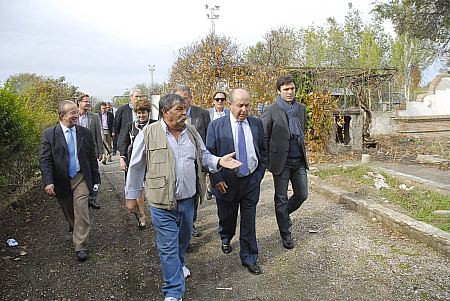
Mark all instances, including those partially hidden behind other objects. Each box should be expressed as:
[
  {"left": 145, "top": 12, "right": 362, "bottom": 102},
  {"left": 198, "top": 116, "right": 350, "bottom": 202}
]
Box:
[
  {"left": 242, "top": 263, "right": 262, "bottom": 275},
  {"left": 76, "top": 250, "right": 88, "bottom": 262},
  {"left": 282, "top": 235, "right": 294, "bottom": 249},
  {"left": 88, "top": 199, "right": 101, "bottom": 210},
  {"left": 221, "top": 242, "right": 232, "bottom": 254},
  {"left": 206, "top": 190, "right": 213, "bottom": 200}
]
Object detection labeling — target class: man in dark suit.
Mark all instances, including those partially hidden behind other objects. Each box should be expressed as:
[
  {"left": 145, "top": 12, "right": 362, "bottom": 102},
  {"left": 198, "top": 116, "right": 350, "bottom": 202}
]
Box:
[
  {"left": 39, "top": 100, "right": 100, "bottom": 262},
  {"left": 261, "top": 74, "right": 309, "bottom": 250},
  {"left": 206, "top": 88, "right": 268, "bottom": 275},
  {"left": 76, "top": 94, "right": 103, "bottom": 209},
  {"left": 113, "top": 89, "right": 143, "bottom": 157},
  {"left": 172, "top": 85, "right": 211, "bottom": 238},
  {"left": 98, "top": 101, "right": 114, "bottom": 164}
]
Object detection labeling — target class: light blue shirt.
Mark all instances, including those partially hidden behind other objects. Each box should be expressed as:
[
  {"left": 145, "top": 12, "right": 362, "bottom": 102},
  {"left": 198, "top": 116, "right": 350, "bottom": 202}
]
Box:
[
  {"left": 78, "top": 113, "right": 88, "bottom": 128},
  {"left": 229, "top": 114, "right": 258, "bottom": 175},
  {"left": 60, "top": 123, "right": 80, "bottom": 173},
  {"left": 125, "top": 120, "right": 221, "bottom": 200}
]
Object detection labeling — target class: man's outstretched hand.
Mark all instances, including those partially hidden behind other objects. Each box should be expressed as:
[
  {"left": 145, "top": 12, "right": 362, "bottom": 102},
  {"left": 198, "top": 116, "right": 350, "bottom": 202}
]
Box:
[{"left": 219, "top": 152, "right": 242, "bottom": 169}]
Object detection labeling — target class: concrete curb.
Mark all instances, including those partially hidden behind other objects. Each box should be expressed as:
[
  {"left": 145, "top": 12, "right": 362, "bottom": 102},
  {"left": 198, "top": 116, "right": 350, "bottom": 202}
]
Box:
[{"left": 310, "top": 175, "right": 450, "bottom": 258}]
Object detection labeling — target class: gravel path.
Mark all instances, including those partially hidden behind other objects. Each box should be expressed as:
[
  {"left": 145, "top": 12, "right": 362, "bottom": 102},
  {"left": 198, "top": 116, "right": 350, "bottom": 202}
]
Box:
[{"left": 1, "top": 157, "right": 449, "bottom": 301}]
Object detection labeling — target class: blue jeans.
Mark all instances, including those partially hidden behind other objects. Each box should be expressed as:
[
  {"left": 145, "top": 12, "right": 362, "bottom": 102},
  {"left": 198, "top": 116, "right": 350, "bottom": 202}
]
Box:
[
  {"left": 151, "top": 197, "right": 194, "bottom": 299},
  {"left": 273, "top": 158, "right": 308, "bottom": 238}
]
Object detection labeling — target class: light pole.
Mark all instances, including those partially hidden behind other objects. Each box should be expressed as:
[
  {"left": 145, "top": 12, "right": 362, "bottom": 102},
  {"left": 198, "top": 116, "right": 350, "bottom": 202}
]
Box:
[
  {"left": 148, "top": 64, "right": 156, "bottom": 88},
  {"left": 205, "top": 4, "right": 220, "bottom": 34}
]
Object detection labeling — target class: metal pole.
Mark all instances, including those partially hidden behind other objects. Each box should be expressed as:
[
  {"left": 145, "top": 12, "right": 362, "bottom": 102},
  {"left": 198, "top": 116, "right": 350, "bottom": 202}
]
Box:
[
  {"left": 205, "top": 4, "right": 220, "bottom": 35},
  {"left": 148, "top": 64, "right": 155, "bottom": 88}
]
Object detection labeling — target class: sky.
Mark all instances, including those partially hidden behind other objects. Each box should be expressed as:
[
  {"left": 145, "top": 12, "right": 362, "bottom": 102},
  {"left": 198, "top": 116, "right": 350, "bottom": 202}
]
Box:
[{"left": 1, "top": 0, "right": 386, "bottom": 100}]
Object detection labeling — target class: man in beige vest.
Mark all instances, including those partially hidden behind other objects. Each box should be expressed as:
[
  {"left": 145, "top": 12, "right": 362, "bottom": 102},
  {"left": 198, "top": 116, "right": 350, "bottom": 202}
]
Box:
[{"left": 125, "top": 93, "right": 240, "bottom": 301}]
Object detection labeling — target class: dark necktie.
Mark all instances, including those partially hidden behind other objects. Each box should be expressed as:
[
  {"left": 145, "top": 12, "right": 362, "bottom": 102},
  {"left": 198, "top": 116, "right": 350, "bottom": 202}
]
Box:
[
  {"left": 238, "top": 121, "right": 249, "bottom": 176},
  {"left": 67, "top": 128, "right": 77, "bottom": 178}
]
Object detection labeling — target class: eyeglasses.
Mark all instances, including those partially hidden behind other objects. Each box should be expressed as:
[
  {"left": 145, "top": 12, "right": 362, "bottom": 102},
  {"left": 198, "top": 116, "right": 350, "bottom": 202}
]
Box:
[{"left": 214, "top": 98, "right": 225, "bottom": 102}]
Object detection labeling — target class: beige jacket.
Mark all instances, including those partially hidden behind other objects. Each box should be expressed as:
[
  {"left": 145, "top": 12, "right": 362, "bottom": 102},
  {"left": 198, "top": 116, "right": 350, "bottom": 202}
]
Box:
[{"left": 143, "top": 122, "right": 207, "bottom": 210}]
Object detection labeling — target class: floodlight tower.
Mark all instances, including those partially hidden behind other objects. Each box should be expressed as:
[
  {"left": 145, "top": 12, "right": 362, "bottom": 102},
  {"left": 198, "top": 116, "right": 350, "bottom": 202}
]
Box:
[
  {"left": 205, "top": 4, "right": 220, "bottom": 34},
  {"left": 148, "top": 64, "right": 156, "bottom": 88}
]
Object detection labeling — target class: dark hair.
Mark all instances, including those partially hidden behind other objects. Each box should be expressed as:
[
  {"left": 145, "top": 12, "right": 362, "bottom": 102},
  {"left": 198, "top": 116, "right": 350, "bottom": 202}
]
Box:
[
  {"left": 159, "top": 94, "right": 185, "bottom": 117},
  {"left": 134, "top": 99, "right": 151, "bottom": 113},
  {"left": 100, "top": 101, "right": 107, "bottom": 107},
  {"left": 276, "top": 74, "right": 295, "bottom": 91},
  {"left": 213, "top": 91, "right": 227, "bottom": 99}
]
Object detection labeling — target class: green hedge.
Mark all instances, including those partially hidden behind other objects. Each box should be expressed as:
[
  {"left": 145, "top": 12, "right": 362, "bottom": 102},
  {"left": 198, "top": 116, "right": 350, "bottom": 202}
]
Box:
[{"left": 0, "top": 84, "right": 40, "bottom": 187}]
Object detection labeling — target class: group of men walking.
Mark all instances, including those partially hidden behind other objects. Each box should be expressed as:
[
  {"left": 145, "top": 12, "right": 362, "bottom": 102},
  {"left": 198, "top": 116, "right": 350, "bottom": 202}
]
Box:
[{"left": 39, "top": 74, "right": 309, "bottom": 301}]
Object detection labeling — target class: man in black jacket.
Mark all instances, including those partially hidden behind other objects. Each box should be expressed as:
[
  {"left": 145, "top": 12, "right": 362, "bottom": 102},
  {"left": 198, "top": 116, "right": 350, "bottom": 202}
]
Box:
[
  {"left": 261, "top": 74, "right": 309, "bottom": 250},
  {"left": 113, "top": 89, "right": 143, "bottom": 157},
  {"left": 39, "top": 100, "right": 100, "bottom": 262}
]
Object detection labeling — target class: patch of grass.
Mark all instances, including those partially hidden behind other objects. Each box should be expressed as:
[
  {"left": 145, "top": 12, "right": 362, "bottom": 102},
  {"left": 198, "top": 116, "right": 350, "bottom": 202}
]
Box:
[
  {"left": 317, "top": 165, "right": 450, "bottom": 232},
  {"left": 398, "top": 262, "right": 412, "bottom": 271}
]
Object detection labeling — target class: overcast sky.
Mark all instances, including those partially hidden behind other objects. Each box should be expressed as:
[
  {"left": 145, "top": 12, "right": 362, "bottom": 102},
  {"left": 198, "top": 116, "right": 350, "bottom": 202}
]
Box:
[{"left": 1, "top": 0, "right": 383, "bottom": 99}]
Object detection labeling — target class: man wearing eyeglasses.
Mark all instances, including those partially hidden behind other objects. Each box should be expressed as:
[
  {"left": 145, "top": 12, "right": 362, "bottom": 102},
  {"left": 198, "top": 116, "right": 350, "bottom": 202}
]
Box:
[
  {"left": 172, "top": 85, "right": 211, "bottom": 238},
  {"left": 39, "top": 100, "right": 100, "bottom": 262},
  {"left": 77, "top": 94, "right": 104, "bottom": 210},
  {"left": 208, "top": 91, "right": 230, "bottom": 121}
]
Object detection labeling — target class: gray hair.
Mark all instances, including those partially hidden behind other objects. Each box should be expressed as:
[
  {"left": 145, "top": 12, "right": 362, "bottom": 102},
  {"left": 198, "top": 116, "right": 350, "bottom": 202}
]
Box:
[
  {"left": 159, "top": 94, "right": 185, "bottom": 117},
  {"left": 129, "top": 88, "right": 142, "bottom": 97},
  {"left": 58, "top": 100, "right": 76, "bottom": 120},
  {"left": 171, "top": 84, "right": 192, "bottom": 98}
]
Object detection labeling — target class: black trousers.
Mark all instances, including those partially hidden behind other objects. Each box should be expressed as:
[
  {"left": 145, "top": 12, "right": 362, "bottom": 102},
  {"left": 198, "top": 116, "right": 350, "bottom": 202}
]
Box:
[{"left": 214, "top": 172, "right": 262, "bottom": 265}]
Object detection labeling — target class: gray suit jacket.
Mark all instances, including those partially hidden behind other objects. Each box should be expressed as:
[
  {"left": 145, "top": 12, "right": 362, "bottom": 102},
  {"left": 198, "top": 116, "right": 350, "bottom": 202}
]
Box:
[
  {"left": 86, "top": 112, "right": 104, "bottom": 157},
  {"left": 261, "top": 101, "right": 308, "bottom": 175},
  {"left": 208, "top": 107, "right": 230, "bottom": 121},
  {"left": 189, "top": 105, "right": 210, "bottom": 143}
]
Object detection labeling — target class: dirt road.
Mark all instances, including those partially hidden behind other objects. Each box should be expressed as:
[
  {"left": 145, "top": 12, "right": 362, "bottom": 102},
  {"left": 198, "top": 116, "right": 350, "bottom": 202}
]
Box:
[{"left": 1, "top": 157, "right": 449, "bottom": 300}]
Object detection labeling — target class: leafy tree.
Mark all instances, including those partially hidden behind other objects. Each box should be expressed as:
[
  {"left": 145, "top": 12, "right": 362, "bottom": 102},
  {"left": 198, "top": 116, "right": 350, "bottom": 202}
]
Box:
[
  {"left": 324, "top": 17, "right": 346, "bottom": 66},
  {"left": 245, "top": 26, "right": 302, "bottom": 68},
  {"left": 390, "top": 34, "right": 435, "bottom": 100},
  {"left": 302, "top": 25, "right": 327, "bottom": 66},
  {"left": 373, "top": 0, "right": 450, "bottom": 58},
  {"left": 357, "top": 27, "right": 382, "bottom": 68},
  {"left": 342, "top": 3, "right": 363, "bottom": 67},
  {"left": 170, "top": 33, "right": 243, "bottom": 108}
]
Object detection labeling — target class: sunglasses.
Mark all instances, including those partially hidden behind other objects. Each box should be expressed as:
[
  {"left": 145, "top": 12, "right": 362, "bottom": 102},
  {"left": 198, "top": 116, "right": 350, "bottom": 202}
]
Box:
[{"left": 214, "top": 98, "right": 225, "bottom": 102}]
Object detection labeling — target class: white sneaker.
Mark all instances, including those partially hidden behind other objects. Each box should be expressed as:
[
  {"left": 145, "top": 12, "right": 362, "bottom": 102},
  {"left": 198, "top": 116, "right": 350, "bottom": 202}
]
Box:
[
  {"left": 164, "top": 297, "right": 182, "bottom": 301},
  {"left": 182, "top": 265, "right": 191, "bottom": 279}
]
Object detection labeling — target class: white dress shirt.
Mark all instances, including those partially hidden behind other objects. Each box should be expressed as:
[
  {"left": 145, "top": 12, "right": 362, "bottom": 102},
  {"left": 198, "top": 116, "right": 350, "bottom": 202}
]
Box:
[{"left": 229, "top": 114, "right": 258, "bottom": 175}]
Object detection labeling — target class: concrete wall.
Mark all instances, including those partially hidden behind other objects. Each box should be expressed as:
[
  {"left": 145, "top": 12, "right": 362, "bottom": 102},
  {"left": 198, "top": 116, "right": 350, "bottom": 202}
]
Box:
[
  {"left": 397, "top": 75, "right": 450, "bottom": 117},
  {"left": 370, "top": 111, "right": 399, "bottom": 136}
]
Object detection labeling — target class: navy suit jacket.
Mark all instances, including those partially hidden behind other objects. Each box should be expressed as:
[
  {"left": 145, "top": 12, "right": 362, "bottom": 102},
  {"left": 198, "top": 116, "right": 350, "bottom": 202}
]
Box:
[
  {"left": 39, "top": 124, "right": 101, "bottom": 199},
  {"left": 206, "top": 115, "right": 268, "bottom": 189}
]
